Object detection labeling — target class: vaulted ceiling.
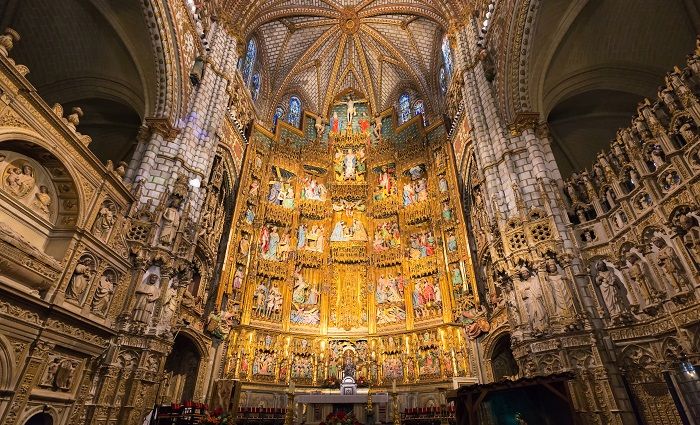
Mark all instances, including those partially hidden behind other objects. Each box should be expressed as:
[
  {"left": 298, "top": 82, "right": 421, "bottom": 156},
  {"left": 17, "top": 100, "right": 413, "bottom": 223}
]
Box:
[{"left": 221, "top": 0, "right": 460, "bottom": 118}]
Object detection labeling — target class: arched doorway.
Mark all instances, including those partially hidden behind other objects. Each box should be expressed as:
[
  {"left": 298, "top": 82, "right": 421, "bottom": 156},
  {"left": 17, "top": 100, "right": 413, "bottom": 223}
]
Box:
[
  {"left": 490, "top": 334, "right": 519, "bottom": 381},
  {"left": 24, "top": 412, "right": 53, "bottom": 425},
  {"left": 163, "top": 334, "right": 202, "bottom": 403}
]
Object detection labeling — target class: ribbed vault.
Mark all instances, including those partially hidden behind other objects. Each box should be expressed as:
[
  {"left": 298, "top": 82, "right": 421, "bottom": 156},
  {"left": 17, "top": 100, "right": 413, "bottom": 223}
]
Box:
[{"left": 221, "top": 0, "right": 459, "bottom": 118}]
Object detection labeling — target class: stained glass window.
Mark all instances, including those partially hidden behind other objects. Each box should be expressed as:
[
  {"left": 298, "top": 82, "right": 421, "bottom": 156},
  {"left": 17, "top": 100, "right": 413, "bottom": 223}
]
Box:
[
  {"left": 242, "top": 39, "right": 256, "bottom": 83},
  {"left": 399, "top": 93, "right": 411, "bottom": 124},
  {"left": 252, "top": 74, "right": 261, "bottom": 100},
  {"left": 288, "top": 96, "right": 301, "bottom": 127},
  {"left": 413, "top": 99, "right": 426, "bottom": 126},
  {"left": 442, "top": 36, "right": 453, "bottom": 77},
  {"left": 439, "top": 67, "right": 448, "bottom": 94}
]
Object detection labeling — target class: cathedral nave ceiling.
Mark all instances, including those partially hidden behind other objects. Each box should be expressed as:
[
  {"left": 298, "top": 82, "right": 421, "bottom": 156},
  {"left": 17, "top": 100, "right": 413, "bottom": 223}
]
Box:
[{"left": 221, "top": 0, "right": 461, "bottom": 117}]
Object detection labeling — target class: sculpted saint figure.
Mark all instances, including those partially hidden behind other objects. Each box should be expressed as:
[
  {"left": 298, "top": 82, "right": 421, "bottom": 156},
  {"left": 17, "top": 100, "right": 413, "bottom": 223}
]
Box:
[
  {"left": 594, "top": 261, "right": 629, "bottom": 321},
  {"left": 94, "top": 203, "right": 116, "bottom": 238},
  {"left": 4, "top": 166, "right": 22, "bottom": 195},
  {"left": 680, "top": 213, "right": 700, "bottom": 264},
  {"left": 515, "top": 266, "right": 548, "bottom": 335},
  {"left": 31, "top": 185, "right": 51, "bottom": 216},
  {"left": 651, "top": 236, "right": 689, "bottom": 294},
  {"left": 133, "top": 273, "right": 160, "bottom": 323},
  {"left": 625, "top": 251, "right": 658, "bottom": 307},
  {"left": 16, "top": 164, "right": 36, "bottom": 198},
  {"left": 91, "top": 271, "right": 115, "bottom": 314},
  {"left": 543, "top": 258, "right": 575, "bottom": 324},
  {"left": 159, "top": 198, "right": 182, "bottom": 245},
  {"left": 66, "top": 257, "right": 94, "bottom": 301},
  {"left": 373, "top": 114, "right": 383, "bottom": 140}
]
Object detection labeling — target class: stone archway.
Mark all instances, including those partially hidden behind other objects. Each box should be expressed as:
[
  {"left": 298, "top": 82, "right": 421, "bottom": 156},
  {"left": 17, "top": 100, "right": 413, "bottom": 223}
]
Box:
[
  {"left": 489, "top": 333, "right": 518, "bottom": 381},
  {"left": 23, "top": 412, "right": 53, "bottom": 425},
  {"left": 163, "top": 334, "right": 203, "bottom": 403}
]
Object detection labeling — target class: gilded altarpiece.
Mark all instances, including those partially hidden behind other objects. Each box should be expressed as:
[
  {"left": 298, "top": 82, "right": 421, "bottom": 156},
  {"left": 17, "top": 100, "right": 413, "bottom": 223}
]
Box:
[{"left": 219, "top": 99, "right": 478, "bottom": 387}]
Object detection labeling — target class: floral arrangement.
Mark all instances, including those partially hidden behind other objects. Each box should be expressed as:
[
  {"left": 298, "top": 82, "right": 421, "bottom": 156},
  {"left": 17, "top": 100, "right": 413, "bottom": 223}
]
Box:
[
  {"left": 319, "top": 411, "right": 361, "bottom": 425},
  {"left": 200, "top": 408, "right": 233, "bottom": 425}
]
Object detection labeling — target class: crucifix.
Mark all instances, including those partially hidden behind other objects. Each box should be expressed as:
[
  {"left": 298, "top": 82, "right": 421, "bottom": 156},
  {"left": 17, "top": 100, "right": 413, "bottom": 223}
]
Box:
[{"left": 334, "top": 95, "right": 368, "bottom": 128}]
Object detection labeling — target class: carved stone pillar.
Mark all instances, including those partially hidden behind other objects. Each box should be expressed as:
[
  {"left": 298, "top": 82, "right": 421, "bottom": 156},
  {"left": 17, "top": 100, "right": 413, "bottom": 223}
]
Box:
[{"left": 0, "top": 341, "right": 54, "bottom": 425}]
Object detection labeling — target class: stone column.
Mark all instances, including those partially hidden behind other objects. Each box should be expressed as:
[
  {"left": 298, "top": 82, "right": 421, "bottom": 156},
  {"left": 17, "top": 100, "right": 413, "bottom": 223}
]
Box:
[
  {"left": 129, "top": 24, "right": 240, "bottom": 219},
  {"left": 452, "top": 16, "right": 637, "bottom": 425}
]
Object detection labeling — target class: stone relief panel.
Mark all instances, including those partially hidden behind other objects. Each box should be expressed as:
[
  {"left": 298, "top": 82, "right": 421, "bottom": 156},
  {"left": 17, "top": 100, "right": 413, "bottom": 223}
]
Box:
[{"left": 0, "top": 150, "right": 56, "bottom": 222}]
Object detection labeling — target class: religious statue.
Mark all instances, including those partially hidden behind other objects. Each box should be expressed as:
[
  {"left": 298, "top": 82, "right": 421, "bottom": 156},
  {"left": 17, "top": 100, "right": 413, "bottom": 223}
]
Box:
[
  {"left": 93, "top": 202, "right": 116, "bottom": 239},
  {"left": 54, "top": 358, "right": 77, "bottom": 390},
  {"left": 133, "top": 272, "right": 161, "bottom": 323},
  {"left": 651, "top": 236, "right": 690, "bottom": 294},
  {"left": 277, "top": 232, "right": 291, "bottom": 260},
  {"left": 268, "top": 178, "right": 282, "bottom": 204},
  {"left": 438, "top": 175, "right": 448, "bottom": 193},
  {"left": 442, "top": 201, "right": 453, "bottom": 221},
  {"left": 542, "top": 258, "right": 576, "bottom": 326},
  {"left": 42, "top": 357, "right": 62, "bottom": 387},
  {"left": 359, "top": 112, "right": 371, "bottom": 133},
  {"left": 335, "top": 95, "right": 368, "bottom": 129},
  {"left": 343, "top": 353, "right": 356, "bottom": 378},
  {"left": 413, "top": 277, "right": 442, "bottom": 318},
  {"left": 32, "top": 185, "right": 51, "bottom": 216},
  {"left": 343, "top": 149, "right": 357, "bottom": 180},
  {"left": 332, "top": 198, "right": 365, "bottom": 217},
  {"left": 66, "top": 257, "right": 95, "bottom": 301},
  {"left": 233, "top": 265, "right": 245, "bottom": 290},
  {"left": 8, "top": 164, "right": 35, "bottom": 198},
  {"left": 446, "top": 231, "right": 458, "bottom": 253},
  {"left": 315, "top": 117, "right": 326, "bottom": 140},
  {"left": 593, "top": 261, "right": 630, "bottom": 322},
  {"left": 331, "top": 111, "right": 340, "bottom": 133},
  {"left": 157, "top": 284, "right": 178, "bottom": 331},
  {"left": 301, "top": 176, "right": 327, "bottom": 201},
  {"left": 238, "top": 233, "right": 250, "bottom": 256},
  {"left": 244, "top": 204, "right": 255, "bottom": 224},
  {"left": 159, "top": 198, "right": 182, "bottom": 246},
  {"left": 408, "top": 230, "right": 436, "bottom": 259},
  {"left": 307, "top": 224, "right": 324, "bottom": 252},
  {"left": 680, "top": 213, "right": 700, "bottom": 264},
  {"left": 515, "top": 265, "right": 548, "bottom": 336},
  {"left": 373, "top": 114, "right": 383, "bottom": 140},
  {"left": 451, "top": 264, "right": 466, "bottom": 293},
  {"left": 91, "top": 270, "right": 115, "bottom": 315},
  {"left": 374, "top": 165, "right": 397, "bottom": 201},
  {"left": 625, "top": 251, "right": 658, "bottom": 307},
  {"left": 292, "top": 269, "right": 308, "bottom": 304},
  {"left": 281, "top": 182, "right": 295, "bottom": 208},
  {"left": 249, "top": 178, "right": 260, "bottom": 197}
]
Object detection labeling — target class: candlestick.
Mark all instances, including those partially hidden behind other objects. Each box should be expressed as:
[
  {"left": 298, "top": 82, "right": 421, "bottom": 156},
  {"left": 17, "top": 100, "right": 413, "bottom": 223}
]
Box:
[{"left": 392, "top": 379, "right": 396, "bottom": 393}]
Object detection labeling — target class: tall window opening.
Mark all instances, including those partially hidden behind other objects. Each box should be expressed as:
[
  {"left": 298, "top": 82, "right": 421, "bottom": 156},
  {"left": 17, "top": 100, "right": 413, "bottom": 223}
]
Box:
[
  {"left": 413, "top": 99, "right": 426, "bottom": 126},
  {"left": 242, "top": 39, "right": 256, "bottom": 84},
  {"left": 398, "top": 93, "right": 411, "bottom": 124},
  {"left": 288, "top": 96, "right": 301, "bottom": 127},
  {"left": 442, "top": 36, "right": 453, "bottom": 77}
]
